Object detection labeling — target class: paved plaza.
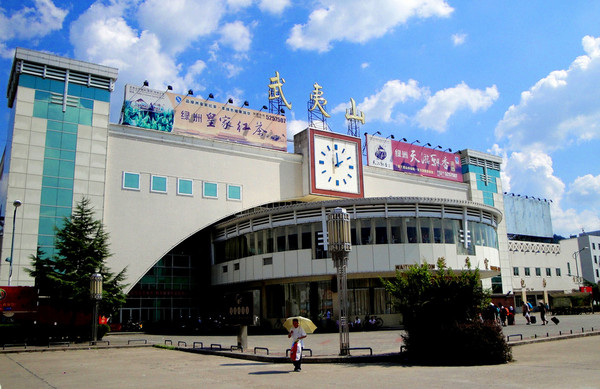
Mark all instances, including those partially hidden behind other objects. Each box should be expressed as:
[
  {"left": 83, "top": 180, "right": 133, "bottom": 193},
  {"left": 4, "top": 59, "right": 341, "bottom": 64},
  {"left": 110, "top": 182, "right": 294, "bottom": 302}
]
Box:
[{"left": 1, "top": 314, "right": 599, "bottom": 388}]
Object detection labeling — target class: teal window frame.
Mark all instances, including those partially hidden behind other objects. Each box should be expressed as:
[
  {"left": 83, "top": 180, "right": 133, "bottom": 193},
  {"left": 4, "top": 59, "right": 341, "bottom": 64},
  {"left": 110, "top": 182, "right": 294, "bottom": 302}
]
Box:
[
  {"left": 123, "top": 172, "right": 140, "bottom": 191},
  {"left": 151, "top": 175, "right": 168, "bottom": 193},
  {"left": 177, "top": 178, "right": 193, "bottom": 196},
  {"left": 203, "top": 182, "right": 218, "bottom": 199},
  {"left": 227, "top": 184, "right": 242, "bottom": 201}
]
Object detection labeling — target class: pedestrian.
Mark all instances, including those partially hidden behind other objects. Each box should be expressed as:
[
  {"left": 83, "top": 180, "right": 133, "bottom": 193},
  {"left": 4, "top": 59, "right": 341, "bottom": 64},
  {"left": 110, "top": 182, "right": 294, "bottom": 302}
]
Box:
[
  {"left": 288, "top": 318, "right": 307, "bottom": 372},
  {"left": 539, "top": 301, "right": 549, "bottom": 325},
  {"left": 508, "top": 305, "right": 515, "bottom": 325},
  {"left": 522, "top": 302, "right": 531, "bottom": 325},
  {"left": 499, "top": 305, "right": 507, "bottom": 326}
]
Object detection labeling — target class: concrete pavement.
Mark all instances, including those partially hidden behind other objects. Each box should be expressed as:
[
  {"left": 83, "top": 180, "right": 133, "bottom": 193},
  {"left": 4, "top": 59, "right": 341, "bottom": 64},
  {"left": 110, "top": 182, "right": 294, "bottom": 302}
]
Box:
[
  {"left": 1, "top": 314, "right": 599, "bottom": 388},
  {"left": 97, "top": 312, "right": 600, "bottom": 356},
  {"left": 1, "top": 335, "right": 600, "bottom": 388}
]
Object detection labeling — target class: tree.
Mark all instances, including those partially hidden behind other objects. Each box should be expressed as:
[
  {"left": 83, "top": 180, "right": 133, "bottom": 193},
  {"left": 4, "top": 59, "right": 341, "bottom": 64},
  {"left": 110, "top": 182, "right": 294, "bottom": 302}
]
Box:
[
  {"left": 26, "top": 197, "right": 127, "bottom": 321},
  {"left": 382, "top": 259, "right": 511, "bottom": 365}
]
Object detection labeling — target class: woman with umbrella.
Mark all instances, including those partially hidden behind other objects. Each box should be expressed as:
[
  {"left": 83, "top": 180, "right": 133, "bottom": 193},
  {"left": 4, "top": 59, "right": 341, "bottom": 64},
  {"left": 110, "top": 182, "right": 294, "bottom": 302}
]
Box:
[{"left": 285, "top": 317, "right": 316, "bottom": 372}]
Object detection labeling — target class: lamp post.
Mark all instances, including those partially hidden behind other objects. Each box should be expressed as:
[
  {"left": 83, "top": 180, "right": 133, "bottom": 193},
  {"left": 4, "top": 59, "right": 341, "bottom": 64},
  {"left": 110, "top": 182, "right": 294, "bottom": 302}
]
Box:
[
  {"left": 90, "top": 270, "right": 103, "bottom": 343},
  {"left": 6, "top": 200, "right": 22, "bottom": 286},
  {"left": 572, "top": 247, "right": 588, "bottom": 289},
  {"left": 327, "top": 207, "right": 352, "bottom": 355}
]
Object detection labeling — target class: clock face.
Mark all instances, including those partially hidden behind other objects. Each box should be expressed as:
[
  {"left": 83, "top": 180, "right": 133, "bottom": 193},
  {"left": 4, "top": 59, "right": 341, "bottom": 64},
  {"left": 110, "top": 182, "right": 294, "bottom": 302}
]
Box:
[{"left": 312, "top": 132, "right": 362, "bottom": 196}]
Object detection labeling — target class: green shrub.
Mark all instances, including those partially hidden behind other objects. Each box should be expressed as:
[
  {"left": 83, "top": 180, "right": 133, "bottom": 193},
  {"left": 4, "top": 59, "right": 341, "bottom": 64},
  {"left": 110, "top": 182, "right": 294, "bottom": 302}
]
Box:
[
  {"left": 404, "top": 321, "right": 512, "bottom": 365},
  {"left": 383, "top": 260, "right": 512, "bottom": 365}
]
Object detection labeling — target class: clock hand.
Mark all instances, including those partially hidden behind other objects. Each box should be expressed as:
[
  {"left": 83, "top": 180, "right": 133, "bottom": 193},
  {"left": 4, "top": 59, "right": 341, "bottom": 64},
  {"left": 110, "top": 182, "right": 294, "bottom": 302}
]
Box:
[{"left": 335, "top": 152, "right": 340, "bottom": 167}]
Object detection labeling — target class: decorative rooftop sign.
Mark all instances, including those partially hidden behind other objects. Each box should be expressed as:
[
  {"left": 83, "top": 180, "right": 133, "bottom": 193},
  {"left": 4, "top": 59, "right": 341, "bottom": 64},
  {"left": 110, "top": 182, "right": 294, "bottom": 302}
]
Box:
[
  {"left": 366, "top": 134, "right": 462, "bottom": 183},
  {"left": 121, "top": 84, "right": 287, "bottom": 151}
]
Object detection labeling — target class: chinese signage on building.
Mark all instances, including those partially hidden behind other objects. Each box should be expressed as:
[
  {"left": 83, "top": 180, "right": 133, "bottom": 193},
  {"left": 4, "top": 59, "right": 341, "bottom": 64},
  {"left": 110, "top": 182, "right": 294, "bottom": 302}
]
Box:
[
  {"left": 366, "top": 135, "right": 462, "bottom": 182},
  {"left": 0, "top": 286, "right": 37, "bottom": 313},
  {"left": 121, "top": 84, "right": 287, "bottom": 151}
]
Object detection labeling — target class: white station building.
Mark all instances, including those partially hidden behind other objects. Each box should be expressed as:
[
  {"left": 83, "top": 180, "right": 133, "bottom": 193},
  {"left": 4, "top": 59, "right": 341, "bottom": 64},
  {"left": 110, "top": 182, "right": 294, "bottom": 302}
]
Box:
[{"left": 1, "top": 48, "right": 581, "bottom": 325}]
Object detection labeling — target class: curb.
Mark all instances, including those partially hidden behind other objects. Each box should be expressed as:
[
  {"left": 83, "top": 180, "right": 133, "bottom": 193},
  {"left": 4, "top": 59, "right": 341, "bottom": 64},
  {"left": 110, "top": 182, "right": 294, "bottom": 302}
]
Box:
[
  {"left": 0, "top": 343, "right": 154, "bottom": 355},
  {"left": 508, "top": 329, "right": 600, "bottom": 346},
  {"left": 171, "top": 345, "right": 405, "bottom": 364}
]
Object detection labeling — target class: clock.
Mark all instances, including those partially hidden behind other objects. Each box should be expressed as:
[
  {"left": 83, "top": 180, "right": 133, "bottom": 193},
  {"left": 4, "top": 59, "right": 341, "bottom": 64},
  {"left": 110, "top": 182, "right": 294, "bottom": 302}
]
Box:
[{"left": 310, "top": 129, "right": 363, "bottom": 197}]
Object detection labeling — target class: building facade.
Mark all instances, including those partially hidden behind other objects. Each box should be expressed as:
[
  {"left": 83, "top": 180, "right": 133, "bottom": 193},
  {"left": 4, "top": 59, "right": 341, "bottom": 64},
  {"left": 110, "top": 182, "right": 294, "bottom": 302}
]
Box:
[{"left": 1, "top": 48, "right": 580, "bottom": 326}]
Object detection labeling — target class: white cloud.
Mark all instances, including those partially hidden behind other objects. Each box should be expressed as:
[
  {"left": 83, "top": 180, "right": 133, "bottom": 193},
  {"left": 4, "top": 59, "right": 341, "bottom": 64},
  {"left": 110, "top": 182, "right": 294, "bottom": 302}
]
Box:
[
  {"left": 69, "top": 1, "right": 205, "bottom": 122},
  {"left": 137, "top": 0, "right": 225, "bottom": 55},
  {"left": 549, "top": 206, "right": 600, "bottom": 237},
  {"left": 493, "top": 35, "right": 600, "bottom": 236},
  {"left": 502, "top": 150, "right": 565, "bottom": 203},
  {"left": 415, "top": 82, "right": 498, "bottom": 132},
  {"left": 0, "top": 0, "right": 68, "bottom": 58},
  {"left": 227, "top": 0, "right": 253, "bottom": 7},
  {"left": 183, "top": 59, "right": 207, "bottom": 88},
  {"left": 223, "top": 62, "right": 243, "bottom": 78},
  {"left": 220, "top": 21, "right": 252, "bottom": 52},
  {"left": 452, "top": 33, "right": 466, "bottom": 46},
  {"left": 287, "top": 0, "right": 453, "bottom": 52},
  {"left": 361, "top": 62, "right": 369, "bottom": 69},
  {"left": 258, "top": 0, "right": 291, "bottom": 14},
  {"left": 567, "top": 174, "right": 600, "bottom": 208},
  {"left": 332, "top": 79, "right": 426, "bottom": 122},
  {"left": 495, "top": 35, "right": 600, "bottom": 151},
  {"left": 287, "top": 119, "right": 309, "bottom": 143}
]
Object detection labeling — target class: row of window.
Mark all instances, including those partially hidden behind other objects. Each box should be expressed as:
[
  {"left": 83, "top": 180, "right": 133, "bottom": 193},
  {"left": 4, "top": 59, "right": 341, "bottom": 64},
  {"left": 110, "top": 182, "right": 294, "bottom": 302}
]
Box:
[
  {"left": 20, "top": 73, "right": 111, "bottom": 102},
  {"left": 214, "top": 218, "right": 498, "bottom": 264},
  {"left": 122, "top": 172, "right": 242, "bottom": 201},
  {"left": 513, "top": 267, "right": 561, "bottom": 277}
]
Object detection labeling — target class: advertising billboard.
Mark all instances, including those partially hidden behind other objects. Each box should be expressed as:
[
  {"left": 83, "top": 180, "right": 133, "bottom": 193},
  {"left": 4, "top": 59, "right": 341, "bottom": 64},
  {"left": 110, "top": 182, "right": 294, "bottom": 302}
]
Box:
[
  {"left": 503, "top": 195, "right": 553, "bottom": 238},
  {"left": 366, "top": 135, "right": 462, "bottom": 182},
  {"left": 0, "top": 286, "right": 37, "bottom": 314},
  {"left": 120, "top": 84, "right": 287, "bottom": 151},
  {"left": 224, "top": 290, "right": 260, "bottom": 326}
]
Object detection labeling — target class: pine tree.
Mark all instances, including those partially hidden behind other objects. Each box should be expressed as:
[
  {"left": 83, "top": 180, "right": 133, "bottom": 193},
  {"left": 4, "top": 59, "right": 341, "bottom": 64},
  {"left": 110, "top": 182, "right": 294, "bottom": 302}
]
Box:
[{"left": 26, "top": 197, "right": 127, "bottom": 318}]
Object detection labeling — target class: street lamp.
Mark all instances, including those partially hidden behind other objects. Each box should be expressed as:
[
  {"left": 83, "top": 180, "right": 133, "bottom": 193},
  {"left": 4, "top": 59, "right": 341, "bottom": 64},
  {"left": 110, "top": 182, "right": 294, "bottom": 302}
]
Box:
[
  {"left": 90, "top": 270, "right": 103, "bottom": 343},
  {"left": 572, "top": 247, "right": 588, "bottom": 289},
  {"left": 327, "top": 207, "right": 352, "bottom": 355},
  {"left": 6, "top": 200, "right": 22, "bottom": 286}
]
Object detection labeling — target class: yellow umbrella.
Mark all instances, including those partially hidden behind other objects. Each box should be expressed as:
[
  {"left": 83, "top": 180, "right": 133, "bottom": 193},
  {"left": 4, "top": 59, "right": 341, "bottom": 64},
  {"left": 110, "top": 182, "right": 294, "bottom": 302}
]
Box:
[{"left": 283, "top": 316, "right": 317, "bottom": 334}]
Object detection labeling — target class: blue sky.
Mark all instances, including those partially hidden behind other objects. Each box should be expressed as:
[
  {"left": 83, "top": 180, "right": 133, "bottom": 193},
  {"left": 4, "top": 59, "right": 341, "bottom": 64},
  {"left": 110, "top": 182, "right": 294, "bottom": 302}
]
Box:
[{"left": 1, "top": 0, "right": 599, "bottom": 237}]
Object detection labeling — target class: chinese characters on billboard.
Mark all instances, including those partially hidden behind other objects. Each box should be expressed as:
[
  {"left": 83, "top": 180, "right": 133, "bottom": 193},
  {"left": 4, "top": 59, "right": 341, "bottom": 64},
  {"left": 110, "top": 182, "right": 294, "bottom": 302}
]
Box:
[
  {"left": 365, "top": 135, "right": 462, "bottom": 182},
  {"left": 120, "top": 84, "right": 287, "bottom": 151}
]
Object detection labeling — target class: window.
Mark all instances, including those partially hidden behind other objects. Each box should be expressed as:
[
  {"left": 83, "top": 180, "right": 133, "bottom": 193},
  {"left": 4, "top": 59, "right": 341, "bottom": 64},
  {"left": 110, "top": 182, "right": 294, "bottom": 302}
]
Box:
[
  {"left": 513, "top": 267, "right": 519, "bottom": 276},
  {"left": 567, "top": 263, "right": 571, "bottom": 275},
  {"left": 151, "top": 175, "right": 167, "bottom": 193},
  {"left": 123, "top": 172, "right": 140, "bottom": 190},
  {"left": 593, "top": 243, "right": 596, "bottom": 250},
  {"left": 556, "top": 268, "right": 561, "bottom": 276},
  {"left": 203, "top": 182, "right": 218, "bottom": 198},
  {"left": 227, "top": 184, "right": 242, "bottom": 201},
  {"left": 595, "top": 255, "right": 597, "bottom": 264},
  {"left": 222, "top": 265, "right": 228, "bottom": 273},
  {"left": 263, "top": 257, "right": 273, "bottom": 266},
  {"left": 546, "top": 268, "right": 552, "bottom": 277},
  {"left": 524, "top": 267, "right": 531, "bottom": 276},
  {"left": 596, "top": 269, "right": 599, "bottom": 278},
  {"left": 234, "top": 263, "right": 240, "bottom": 271},
  {"left": 535, "top": 267, "right": 541, "bottom": 277},
  {"left": 177, "top": 178, "right": 193, "bottom": 196}
]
